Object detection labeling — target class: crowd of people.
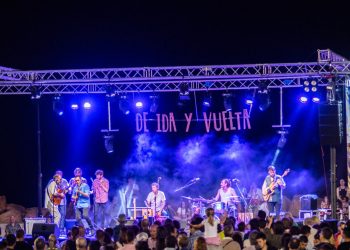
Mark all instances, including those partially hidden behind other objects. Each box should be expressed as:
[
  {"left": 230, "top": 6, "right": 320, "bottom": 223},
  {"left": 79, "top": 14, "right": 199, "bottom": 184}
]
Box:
[{"left": 1, "top": 208, "right": 350, "bottom": 250}]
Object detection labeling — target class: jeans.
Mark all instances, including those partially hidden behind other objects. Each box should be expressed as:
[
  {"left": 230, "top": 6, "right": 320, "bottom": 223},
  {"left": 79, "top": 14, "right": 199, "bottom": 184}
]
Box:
[
  {"left": 94, "top": 202, "right": 107, "bottom": 228},
  {"left": 58, "top": 204, "right": 66, "bottom": 230},
  {"left": 75, "top": 207, "right": 93, "bottom": 229},
  {"left": 267, "top": 201, "right": 282, "bottom": 217}
]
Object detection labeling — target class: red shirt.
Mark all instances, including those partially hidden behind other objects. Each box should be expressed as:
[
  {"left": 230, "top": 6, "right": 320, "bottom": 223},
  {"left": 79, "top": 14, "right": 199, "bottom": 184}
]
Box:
[{"left": 92, "top": 177, "right": 109, "bottom": 203}]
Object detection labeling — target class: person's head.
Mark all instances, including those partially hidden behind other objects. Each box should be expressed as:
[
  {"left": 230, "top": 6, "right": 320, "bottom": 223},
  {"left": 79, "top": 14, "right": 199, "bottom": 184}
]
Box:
[
  {"left": 9, "top": 215, "right": 16, "bottom": 224},
  {"left": 178, "top": 234, "right": 188, "bottom": 249},
  {"left": 268, "top": 165, "right": 276, "bottom": 177},
  {"left": 6, "top": 234, "right": 16, "bottom": 247},
  {"left": 95, "top": 169, "right": 104, "bottom": 180},
  {"left": 71, "top": 226, "right": 80, "bottom": 239},
  {"left": 135, "top": 240, "right": 149, "bottom": 250},
  {"left": 205, "top": 207, "right": 214, "bottom": 217},
  {"left": 75, "top": 176, "right": 82, "bottom": 186},
  {"left": 53, "top": 173, "right": 62, "bottom": 184},
  {"left": 320, "top": 227, "right": 333, "bottom": 242},
  {"left": 88, "top": 240, "right": 101, "bottom": 250},
  {"left": 223, "top": 224, "right": 233, "bottom": 238},
  {"left": 151, "top": 183, "right": 159, "bottom": 193},
  {"left": 248, "top": 230, "right": 259, "bottom": 246},
  {"left": 337, "top": 221, "right": 346, "bottom": 233},
  {"left": 127, "top": 229, "right": 136, "bottom": 243},
  {"left": 15, "top": 228, "right": 25, "bottom": 240},
  {"left": 118, "top": 214, "right": 127, "bottom": 225},
  {"left": 165, "top": 235, "right": 177, "bottom": 248},
  {"left": 78, "top": 226, "right": 86, "bottom": 237},
  {"left": 220, "top": 179, "right": 230, "bottom": 189},
  {"left": 342, "top": 226, "right": 350, "bottom": 240},
  {"left": 257, "top": 210, "right": 267, "bottom": 220},
  {"left": 76, "top": 237, "right": 87, "bottom": 249},
  {"left": 149, "top": 224, "right": 158, "bottom": 239},
  {"left": 95, "top": 229, "right": 105, "bottom": 243},
  {"left": 340, "top": 179, "right": 345, "bottom": 186},
  {"left": 290, "top": 225, "right": 301, "bottom": 236},
  {"left": 258, "top": 219, "right": 267, "bottom": 230},
  {"left": 300, "top": 225, "right": 311, "bottom": 236},
  {"left": 48, "top": 234, "right": 57, "bottom": 248},
  {"left": 299, "top": 235, "right": 308, "bottom": 250},
  {"left": 324, "top": 196, "right": 329, "bottom": 202},
  {"left": 141, "top": 219, "right": 149, "bottom": 229},
  {"left": 237, "top": 221, "right": 245, "bottom": 232},
  {"left": 256, "top": 232, "right": 267, "bottom": 249},
  {"left": 288, "top": 237, "right": 300, "bottom": 250},
  {"left": 194, "top": 237, "right": 207, "bottom": 250},
  {"left": 180, "top": 201, "right": 186, "bottom": 208},
  {"left": 74, "top": 167, "right": 82, "bottom": 177},
  {"left": 34, "top": 236, "right": 46, "bottom": 250},
  {"left": 249, "top": 218, "right": 260, "bottom": 231},
  {"left": 55, "top": 170, "right": 63, "bottom": 177}
]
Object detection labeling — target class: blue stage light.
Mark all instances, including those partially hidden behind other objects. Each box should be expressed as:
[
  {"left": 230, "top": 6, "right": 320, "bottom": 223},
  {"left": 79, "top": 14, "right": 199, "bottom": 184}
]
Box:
[
  {"left": 71, "top": 103, "right": 79, "bottom": 110},
  {"left": 83, "top": 102, "right": 91, "bottom": 109},
  {"left": 312, "top": 97, "right": 320, "bottom": 103},
  {"left": 135, "top": 101, "right": 143, "bottom": 108},
  {"left": 299, "top": 96, "right": 308, "bottom": 103}
]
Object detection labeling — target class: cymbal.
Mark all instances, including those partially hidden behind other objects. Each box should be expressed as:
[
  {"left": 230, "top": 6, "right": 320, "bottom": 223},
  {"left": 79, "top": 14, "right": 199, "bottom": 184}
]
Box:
[
  {"left": 181, "top": 196, "right": 192, "bottom": 200},
  {"left": 192, "top": 198, "right": 210, "bottom": 203}
]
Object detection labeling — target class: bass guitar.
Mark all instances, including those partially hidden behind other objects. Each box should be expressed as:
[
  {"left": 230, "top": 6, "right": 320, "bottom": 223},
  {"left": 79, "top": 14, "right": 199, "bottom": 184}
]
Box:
[{"left": 263, "top": 169, "right": 290, "bottom": 201}]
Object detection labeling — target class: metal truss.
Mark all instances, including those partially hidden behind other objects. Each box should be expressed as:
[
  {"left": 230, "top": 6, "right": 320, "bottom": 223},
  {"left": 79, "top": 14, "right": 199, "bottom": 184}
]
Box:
[{"left": 0, "top": 49, "right": 349, "bottom": 95}]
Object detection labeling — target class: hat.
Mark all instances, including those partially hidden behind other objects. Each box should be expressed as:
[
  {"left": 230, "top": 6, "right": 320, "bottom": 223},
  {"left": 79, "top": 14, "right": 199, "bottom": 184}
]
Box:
[{"left": 118, "top": 214, "right": 127, "bottom": 223}]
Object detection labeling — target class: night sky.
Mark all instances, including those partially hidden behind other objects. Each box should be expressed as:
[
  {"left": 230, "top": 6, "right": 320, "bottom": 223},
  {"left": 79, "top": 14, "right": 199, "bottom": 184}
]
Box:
[{"left": 0, "top": 1, "right": 349, "bottom": 208}]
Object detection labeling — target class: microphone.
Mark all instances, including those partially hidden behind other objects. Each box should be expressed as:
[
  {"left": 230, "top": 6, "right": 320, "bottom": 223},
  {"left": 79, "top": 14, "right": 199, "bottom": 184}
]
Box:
[
  {"left": 157, "top": 177, "right": 162, "bottom": 181},
  {"left": 190, "top": 177, "right": 200, "bottom": 182},
  {"left": 231, "top": 178, "right": 240, "bottom": 182}
]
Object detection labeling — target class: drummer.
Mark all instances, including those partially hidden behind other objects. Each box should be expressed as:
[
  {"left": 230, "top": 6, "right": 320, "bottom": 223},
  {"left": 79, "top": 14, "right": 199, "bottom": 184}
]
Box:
[{"left": 214, "top": 179, "right": 239, "bottom": 207}]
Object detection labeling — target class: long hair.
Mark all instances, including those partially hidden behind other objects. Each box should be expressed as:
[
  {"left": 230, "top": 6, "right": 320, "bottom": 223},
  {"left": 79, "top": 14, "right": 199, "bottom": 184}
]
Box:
[
  {"left": 195, "top": 237, "right": 207, "bottom": 250},
  {"left": 205, "top": 208, "right": 215, "bottom": 226}
]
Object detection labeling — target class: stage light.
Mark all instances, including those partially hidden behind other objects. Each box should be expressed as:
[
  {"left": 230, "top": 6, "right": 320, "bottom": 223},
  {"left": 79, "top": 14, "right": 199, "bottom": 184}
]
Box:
[
  {"left": 303, "top": 79, "right": 318, "bottom": 93},
  {"left": 30, "top": 86, "right": 41, "bottom": 100},
  {"left": 299, "top": 96, "right": 308, "bottom": 103},
  {"left": 304, "top": 87, "right": 310, "bottom": 92},
  {"left": 149, "top": 95, "right": 159, "bottom": 113},
  {"left": 256, "top": 82, "right": 271, "bottom": 111},
  {"left": 71, "top": 103, "right": 79, "bottom": 110},
  {"left": 222, "top": 93, "right": 233, "bottom": 111},
  {"left": 179, "top": 83, "right": 190, "bottom": 96},
  {"left": 105, "top": 85, "right": 116, "bottom": 98},
  {"left": 83, "top": 102, "right": 91, "bottom": 110},
  {"left": 135, "top": 101, "right": 143, "bottom": 108},
  {"left": 277, "top": 130, "right": 288, "bottom": 149},
  {"left": 245, "top": 99, "right": 253, "bottom": 105},
  {"left": 119, "top": 95, "right": 131, "bottom": 115},
  {"left": 312, "top": 97, "right": 320, "bottom": 103},
  {"left": 202, "top": 92, "right": 212, "bottom": 108},
  {"left": 104, "top": 134, "right": 114, "bottom": 153},
  {"left": 53, "top": 95, "right": 64, "bottom": 116}
]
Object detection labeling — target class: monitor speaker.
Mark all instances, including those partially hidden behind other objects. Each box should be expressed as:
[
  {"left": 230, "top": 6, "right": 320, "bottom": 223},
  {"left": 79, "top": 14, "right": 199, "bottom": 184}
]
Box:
[{"left": 32, "top": 223, "right": 59, "bottom": 240}]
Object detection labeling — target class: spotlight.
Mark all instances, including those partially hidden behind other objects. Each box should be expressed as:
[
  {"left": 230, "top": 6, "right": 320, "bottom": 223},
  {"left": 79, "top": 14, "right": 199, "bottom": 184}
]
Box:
[
  {"left": 30, "top": 86, "right": 41, "bottom": 100},
  {"left": 104, "top": 134, "right": 114, "bottom": 154},
  {"left": 312, "top": 97, "right": 320, "bottom": 103},
  {"left": 53, "top": 95, "right": 64, "bottom": 116},
  {"left": 223, "top": 93, "right": 233, "bottom": 111},
  {"left": 179, "top": 83, "right": 190, "bottom": 96},
  {"left": 303, "top": 79, "right": 318, "bottom": 93},
  {"left": 135, "top": 101, "right": 143, "bottom": 109},
  {"left": 71, "top": 103, "right": 79, "bottom": 110},
  {"left": 277, "top": 130, "right": 288, "bottom": 149},
  {"left": 299, "top": 96, "right": 308, "bottom": 103},
  {"left": 245, "top": 99, "right": 253, "bottom": 105},
  {"left": 83, "top": 102, "right": 92, "bottom": 110},
  {"left": 105, "top": 85, "right": 116, "bottom": 98},
  {"left": 202, "top": 92, "right": 212, "bottom": 108},
  {"left": 149, "top": 95, "right": 159, "bottom": 113},
  {"left": 256, "top": 82, "right": 271, "bottom": 111},
  {"left": 119, "top": 95, "right": 131, "bottom": 115}
]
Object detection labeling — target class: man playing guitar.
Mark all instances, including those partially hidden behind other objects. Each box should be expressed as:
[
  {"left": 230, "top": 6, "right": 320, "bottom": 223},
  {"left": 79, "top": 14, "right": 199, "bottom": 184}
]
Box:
[
  {"left": 145, "top": 182, "right": 166, "bottom": 217},
  {"left": 53, "top": 171, "right": 69, "bottom": 234},
  {"left": 262, "top": 165, "right": 287, "bottom": 217},
  {"left": 44, "top": 173, "right": 63, "bottom": 226}
]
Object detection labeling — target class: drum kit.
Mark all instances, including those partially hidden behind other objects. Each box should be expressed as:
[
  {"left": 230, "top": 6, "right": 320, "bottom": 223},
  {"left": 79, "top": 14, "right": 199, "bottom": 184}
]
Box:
[{"left": 181, "top": 195, "right": 241, "bottom": 218}]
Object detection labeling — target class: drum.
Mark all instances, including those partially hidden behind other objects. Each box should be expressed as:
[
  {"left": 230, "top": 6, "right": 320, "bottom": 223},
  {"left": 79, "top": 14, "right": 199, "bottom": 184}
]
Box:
[{"left": 212, "top": 202, "right": 225, "bottom": 213}]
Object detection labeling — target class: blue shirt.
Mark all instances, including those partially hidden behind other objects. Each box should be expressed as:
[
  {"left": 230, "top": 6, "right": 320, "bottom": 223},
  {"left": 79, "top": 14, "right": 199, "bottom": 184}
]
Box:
[{"left": 73, "top": 183, "right": 90, "bottom": 208}]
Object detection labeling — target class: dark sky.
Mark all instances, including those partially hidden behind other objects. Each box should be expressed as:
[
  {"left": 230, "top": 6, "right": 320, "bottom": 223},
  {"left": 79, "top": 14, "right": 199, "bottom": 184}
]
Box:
[{"left": 0, "top": 1, "right": 348, "bottom": 208}]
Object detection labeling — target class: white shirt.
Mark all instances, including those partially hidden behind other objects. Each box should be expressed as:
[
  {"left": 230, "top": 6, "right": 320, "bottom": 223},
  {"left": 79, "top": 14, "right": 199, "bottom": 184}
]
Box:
[
  {"left": 219, "top": 187, "right": 237, "bottom": 203},
  {"left": 146, "top": 191, "right": 166, "bottom": 213},
  {"left": 202, "top": 218, "right": 219, "bottom": 238}
]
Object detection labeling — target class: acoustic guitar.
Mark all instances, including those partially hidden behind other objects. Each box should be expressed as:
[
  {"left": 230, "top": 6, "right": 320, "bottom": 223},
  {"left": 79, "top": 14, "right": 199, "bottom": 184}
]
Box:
[{"left": 263, "top": 169, "right": 290, "bottom": 201}]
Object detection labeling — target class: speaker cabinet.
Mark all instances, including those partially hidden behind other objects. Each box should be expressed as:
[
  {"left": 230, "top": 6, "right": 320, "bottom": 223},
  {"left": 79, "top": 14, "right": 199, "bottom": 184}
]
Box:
[
  {"left": 300, "top": 196, "right": 318, "bottom": 210},
  {"left": 319, "top": 103, "right": 343, "bottom": 145},
  {"left": 32, "top": 223, "right": 59, "bottom": 240}
]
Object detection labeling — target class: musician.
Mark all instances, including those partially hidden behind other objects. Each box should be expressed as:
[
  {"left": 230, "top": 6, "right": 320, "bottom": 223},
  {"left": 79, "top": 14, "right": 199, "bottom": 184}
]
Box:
[
  {"left": 68, "top": 168, "right": 87, "bottom": 194},
  {"left": 92, "top": 169, "right": 109, "bottom": 229},
  {"left": 54, "top": 170, "right": 69, "bottom": 233},
  {"left": 72, "top": 176, "right": 94, "bottom": 232},
  {"left": 145, "top": 182, "right": 166, "bottom": 216},
  {"left": 262, "top": 165, "right": 286, "bottom": 217},
  {"left": 44, "top": 174, "right": 62, "bottom": 225},
  {"left": 214, "top": 179, "right": 239, "bottom": 205},
  {"left": 248, "top": 182, "right": 263, "bottom": 216}
]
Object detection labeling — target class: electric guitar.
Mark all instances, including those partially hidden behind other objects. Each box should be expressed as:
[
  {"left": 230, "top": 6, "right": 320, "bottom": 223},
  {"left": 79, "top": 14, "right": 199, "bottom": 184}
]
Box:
[{"left": 263, "top": 169, "right": 290, "bottom": 201}]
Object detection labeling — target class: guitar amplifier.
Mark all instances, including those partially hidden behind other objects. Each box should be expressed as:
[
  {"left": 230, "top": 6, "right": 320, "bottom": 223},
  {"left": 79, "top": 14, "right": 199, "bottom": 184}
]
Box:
[
  {"left": 24, "top": 217, "right": 47, "bottom": 235},
  {"left": 300, "top": 195, "right": 318, "bottom": 210}
]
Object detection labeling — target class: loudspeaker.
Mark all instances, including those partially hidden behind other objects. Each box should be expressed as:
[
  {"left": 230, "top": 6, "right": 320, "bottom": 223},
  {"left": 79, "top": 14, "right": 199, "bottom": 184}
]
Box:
[
  {"left": 32, "top": 223, "right": 59, "bottom": 240},
  {"left": 319, "top": 103, "right": 343, "bottom": 145},
  {"left": 300, "top": 197, "right": 318, "bottom": 210}
]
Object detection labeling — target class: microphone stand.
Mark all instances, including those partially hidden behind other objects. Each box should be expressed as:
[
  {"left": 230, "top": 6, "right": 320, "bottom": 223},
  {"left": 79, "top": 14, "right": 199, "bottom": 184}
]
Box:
[
  {"left": 174, "top": 180, "right": 198, "bottom": 192},
  {"left": 234, "top": 182, "right": 248, "bottom": 224}
]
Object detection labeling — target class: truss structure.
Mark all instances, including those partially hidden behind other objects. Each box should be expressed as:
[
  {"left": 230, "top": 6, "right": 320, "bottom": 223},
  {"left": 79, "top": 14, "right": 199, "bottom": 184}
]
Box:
[{"left": 0, "top": 49, "right": 349, "bottom": 95}]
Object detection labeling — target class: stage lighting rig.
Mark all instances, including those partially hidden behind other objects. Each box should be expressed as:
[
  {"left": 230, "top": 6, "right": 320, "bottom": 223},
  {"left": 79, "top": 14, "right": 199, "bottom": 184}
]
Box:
[
  {"left": 277, "top": 129, "right": 288, "bottom": 149},
  {"left": 119, "top": 95, "right": 131, "bottom": 115},
  {"left": 53, "top": 95, "right": 64, "bottom": 116},
  {"left": 256, "top": 82, "right": 271, "bottom": 111},
  {"left": 30, "top": 86, "right": 41, "bottom": 100},
  {"left": 223, "top": 92, "right": 233, "bottom": 111},
  {"left": 149, "top": 94, "right": 159, "bottom": 113}
]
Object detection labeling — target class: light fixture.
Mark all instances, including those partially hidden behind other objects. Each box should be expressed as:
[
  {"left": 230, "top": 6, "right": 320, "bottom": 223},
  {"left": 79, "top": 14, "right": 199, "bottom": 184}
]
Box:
[
  {"left": 149, "top": 95, "right": 159, "bottom": 113},
  {"left": 83, "top": 102, "right": 92, "bottom": 110},
  {"left": 312, "top": 97, "right": 320, "bottom": 103},
  {"left": 202, "top": 92, "right": 212, "bottom": 108},
  {"left": 299, "top": 96, "right": 308, "bottom": 103},
  {"left": 104, "top": 134, "right": 114, "bottom": 153},
  {"left": 30, "top": 86, "right": 41, "bottom": 100},
  {"left": 256, "top": 82, "right": 271, "bottom": 111},
  {"left": 119, "top": 95, "right": 131, "bottom": 115},
  {"left": 222, "top": 93, "right": 233, "bottom": 111},
  {"left": 53, "top": 95, "right": 64, "bottom": 116},
  {"left": 277, "top": 130, "right": 288, "bottom": 149},
  {"left": 71, "top": 103, "right": 79, "bottom": 110}
]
